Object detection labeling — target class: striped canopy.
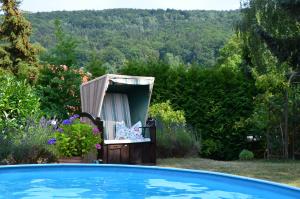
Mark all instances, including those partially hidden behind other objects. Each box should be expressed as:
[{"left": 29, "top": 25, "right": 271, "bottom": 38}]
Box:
[{"left": 80, "top": 74, "right": 155, "bottom": 127}]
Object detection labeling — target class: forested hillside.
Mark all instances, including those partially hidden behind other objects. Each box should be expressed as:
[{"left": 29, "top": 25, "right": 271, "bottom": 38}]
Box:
[{"left": 25, "top": 9, "right": 239, "bottom": 68}]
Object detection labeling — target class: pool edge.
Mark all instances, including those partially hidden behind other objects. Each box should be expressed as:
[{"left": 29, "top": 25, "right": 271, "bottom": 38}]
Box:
[{"left": 1, "top": 163, "right": 300, "bottom": 193}]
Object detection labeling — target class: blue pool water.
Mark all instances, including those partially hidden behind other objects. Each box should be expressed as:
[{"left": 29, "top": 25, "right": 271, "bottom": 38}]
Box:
[{"left": 0, "top": 164, "right": 300, "bottom": 199}]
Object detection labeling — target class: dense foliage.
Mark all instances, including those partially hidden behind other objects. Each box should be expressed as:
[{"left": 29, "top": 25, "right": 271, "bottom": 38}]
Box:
[
  {"left": 50, "top": 116, "right": 102, "bottom": 157},
  {"left": 0, "top": 117, "right": 57, "bottom": 164},
  {"left": 121, "top": 61, "right": 257, "bottom": 160},
  {"left": 149, "top": 102, "right": 199, "bottom": 158},
  {"left": 240, "top": 0, "right": 300, "bottom": 70},
  {"left": 0, "top": 0, "right": 40, "bottom": 83},
  {"left": 0, "top": 0, "right": 51, "bottom": 164},
  {"left": 40, "top": 19, "right": 79, "bottom": 67},
  {"left": 24, "top": 9, "right": 239, "bottom": 69},
  {"left": 10, "top": 122, "right": 56, "bottom": 164},
  {"left": 36, "top": 19, "right": 92, "bottom": 118},
  {"left": 0, "top": 74, "right": 41, "bottom": 136},
  {"left": 239, "top": 149, "right": 254, "bottom": 160},
  {"left": 238, "top": 0, "right": 300, "bottom": 158},
  {"left": 85, "top": 50, "right": 107, "bottom": 78},
  {"left": 36, "top": 65, "right": 83, "bottom": 118},
  {"left": 149, "top": 101, "right": 186, "bottom": 127}
]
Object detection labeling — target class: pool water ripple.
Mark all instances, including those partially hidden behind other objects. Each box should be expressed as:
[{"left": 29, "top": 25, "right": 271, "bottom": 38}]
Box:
[{"left": 0, "top": 164, "right": 299, "bottom": 199}]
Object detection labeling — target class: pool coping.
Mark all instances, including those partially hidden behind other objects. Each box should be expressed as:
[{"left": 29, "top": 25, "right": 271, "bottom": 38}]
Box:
[{"left": 1, "top": 163, "right": 300, "bottom": 193}]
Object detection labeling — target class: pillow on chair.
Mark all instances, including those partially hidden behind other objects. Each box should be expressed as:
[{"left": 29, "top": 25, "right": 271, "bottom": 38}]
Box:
[
  {"left": 115, "top": 121, "right": 129, "bottom": 140},
  {"left": 115, "top": 121, "right": 144, "bottom": 140},
  {"left": 129, "top": 121, "right": 143, "bottom": 140},
  {"left": 130, "top": 121, "right": 142, "bottom": 134}
]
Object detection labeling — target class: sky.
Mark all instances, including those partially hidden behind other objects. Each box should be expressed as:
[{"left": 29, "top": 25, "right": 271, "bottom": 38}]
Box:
[{"left": 19, "top": 0, "right": 241, "bottom": 12}]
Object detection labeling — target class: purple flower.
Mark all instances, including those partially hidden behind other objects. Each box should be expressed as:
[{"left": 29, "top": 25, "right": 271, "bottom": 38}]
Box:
[
  {"left": 47, "top": 138, "right": 56, "bottom": 145},
  {"left": 57, "top": 128, "right": 63, "bottom": 133},
  {"left": 62, "top": 119, "right": 71, "bottom": 125},
  {"left": 95, "top": 144, "right": 101, "bottom": 149},
  {"left": 69, "top": 114, "right": 80, "bottom": 121},
  {"left": 92, "top": 127, "right": 100, "bottom": 134}
]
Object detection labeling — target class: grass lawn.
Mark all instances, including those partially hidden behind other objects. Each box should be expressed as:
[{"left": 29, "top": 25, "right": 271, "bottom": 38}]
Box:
[{"left": 158, "top": 158, "right": 300, "bottom": 188}]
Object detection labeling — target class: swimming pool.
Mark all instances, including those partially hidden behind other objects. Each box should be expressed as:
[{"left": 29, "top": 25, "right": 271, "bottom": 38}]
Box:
[{"left": 0, "top": 164, "right": 299, "bottom": 198}]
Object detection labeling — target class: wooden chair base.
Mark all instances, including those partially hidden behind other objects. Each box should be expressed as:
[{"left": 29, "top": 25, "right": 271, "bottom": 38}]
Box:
[{"left": 102, "top": 142, "right": 156, "bottom": 164}]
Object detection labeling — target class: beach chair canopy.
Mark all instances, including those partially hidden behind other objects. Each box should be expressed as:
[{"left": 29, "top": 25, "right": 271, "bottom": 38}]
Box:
[{"left": 80, "top": 74, "right": 155, "bottom": 141}]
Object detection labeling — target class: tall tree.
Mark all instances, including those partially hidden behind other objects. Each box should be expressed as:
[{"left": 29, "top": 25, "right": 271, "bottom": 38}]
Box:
[
  {"left": 0, "top": 0, "right": 40, "bottom": 82},
  {"left": 41, "top": 19, "right": 79, "bottom": 67},
  {"left": 85, "top": 50, "right": 106, "bottom": 79},
  {"left": 37, "top": 19, "right": 82, "bottom": 118},
  {"left": 239, "top": 0, "right": 300, "bottom": 70},
  {"left": 239, "top": 0, "right": 300, "bottom": 158}
]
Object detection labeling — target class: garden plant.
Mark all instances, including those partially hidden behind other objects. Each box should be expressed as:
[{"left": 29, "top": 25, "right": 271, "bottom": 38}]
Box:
[{"left": 48, "top": 114, "right": 102, "bottom": 159}]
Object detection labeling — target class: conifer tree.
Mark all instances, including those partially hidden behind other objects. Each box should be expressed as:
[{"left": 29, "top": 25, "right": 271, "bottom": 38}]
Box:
[
  {"left": 0, "top": 0, "right": 40, "bottom": 82},
  {"left": 41, "top": 19, "right": 79, "bottom": 67}
]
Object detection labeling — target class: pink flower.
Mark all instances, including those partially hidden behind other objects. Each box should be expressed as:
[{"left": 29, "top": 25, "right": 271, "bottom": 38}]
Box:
[
  {"left": 95, "top": 144, "right": 101, "bottom": 150},
  {"left": 93, "top": 127, "right": 100, "bottom": 135},
  {"left": 62, "top": 65, "right": 68, "bottom": 71}
]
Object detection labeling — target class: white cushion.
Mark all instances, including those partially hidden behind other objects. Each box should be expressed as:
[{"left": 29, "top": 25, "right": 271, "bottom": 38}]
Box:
[
  {"left": 115, "top": 121, "right": 144, "bottom": 141},
  {"left": 130, "top": 121, "right": 142, "bottom": 135},
  {"left": 115, "top": 121, "right": 129, "bottom": 140}
]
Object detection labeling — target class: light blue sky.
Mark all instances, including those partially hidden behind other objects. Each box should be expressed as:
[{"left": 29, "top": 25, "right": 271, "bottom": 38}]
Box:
[{"left": 19, "top": 0, "right": 240, "bottom": 12}]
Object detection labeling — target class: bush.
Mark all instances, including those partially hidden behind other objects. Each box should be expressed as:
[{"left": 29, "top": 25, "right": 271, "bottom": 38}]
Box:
[
  {"left": 156, "top": 131, "right": 173, "bottom": 157},
  {"left": 0, "top": 74, "right": 57, "bottom": 164},
  {"left": 149, "top": 100, "right": 186, "bottom": 127},
  {"left": 50, "top": 115, "right": 102, "bottom": 157},
  {"left": 201, "top": 139, "right": 222, "bottom": 157},
  {"left": 0, "top": 74, "right": 41, "bottom": 137},
  {"left": 173, "top": 129, "right": 194, "bottom": 156},
  {"left": 0, "top": 135, "right": 13, "bottom": 163},
  {"left": 1, "top": 118, "right": 57, "bottom": 164},
  {"left": 239, "top": 149, "right": 254, "bottom": 160},
  {"left": 156, "top": 129, "right": 197, "bottom": 158},
  {"left": 150, "top": 102, "right": 198, "bottom": 158},
  {"left": 36, "top": 65, "right": 86, "bottom": 119}
]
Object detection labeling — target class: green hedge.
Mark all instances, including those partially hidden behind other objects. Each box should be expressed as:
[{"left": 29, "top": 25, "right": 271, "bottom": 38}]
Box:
[{"left": 120, "top": 61, "right": 257, "bottom": 160}]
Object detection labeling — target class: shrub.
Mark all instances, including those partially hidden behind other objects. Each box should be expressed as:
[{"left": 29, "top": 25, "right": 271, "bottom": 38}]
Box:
[
  {"left": 36, "top": 65, "right": 83, "bottom": 119},
  {"left": 156, "top": 128, "right": 199, "bottom": 158},
  {"left": 173, "top": 129, "right": 194, "bottom": 157},
  {"left": 239, "top": 149, "right": 254, "bottom": 160},
  {"left": 156, "top": 131, "right": 173, "bottom": 158},
  {"left": 201, "top": 139, "right": 222, "bottom": 157},
  {"left": 13, "top": 127, "right": 56, "bottom": 164},
  {"left": 0, "top": 74, "right": 41, "bottom": 137},
  {"left": 149, "top": 100, "right": 186, "bottom": 127},
  {"left": 150, "top": 102, "right": 198, "bottom": 158},
  {"left": 1, "top": 118, "right": 57, "bottom": 164},
  {"left": 49, "top": 115, "right": 102, "bottom": 157},
  {"left": 0, "top": 135, "right": 13, "bottom": 164}
]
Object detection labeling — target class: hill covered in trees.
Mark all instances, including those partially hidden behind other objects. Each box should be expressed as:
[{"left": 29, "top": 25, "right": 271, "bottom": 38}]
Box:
[{"left": 25, "top": 9, "right": 240, "bottom": 68}]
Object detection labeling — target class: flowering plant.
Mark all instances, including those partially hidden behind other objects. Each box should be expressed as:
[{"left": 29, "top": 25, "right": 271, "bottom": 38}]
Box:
[{"left": 48, "top": 114, "right": 102, "bottom": 157}]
